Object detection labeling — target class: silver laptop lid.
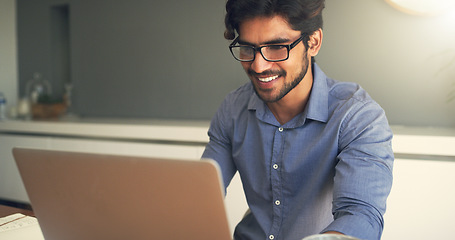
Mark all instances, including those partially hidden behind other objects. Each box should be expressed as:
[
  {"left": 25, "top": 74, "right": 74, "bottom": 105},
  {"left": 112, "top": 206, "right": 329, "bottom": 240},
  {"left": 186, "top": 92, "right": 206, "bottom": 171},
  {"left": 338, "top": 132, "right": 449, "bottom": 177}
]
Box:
[{"left": 13, "top": 148, "right": 232, "bottom": 240}]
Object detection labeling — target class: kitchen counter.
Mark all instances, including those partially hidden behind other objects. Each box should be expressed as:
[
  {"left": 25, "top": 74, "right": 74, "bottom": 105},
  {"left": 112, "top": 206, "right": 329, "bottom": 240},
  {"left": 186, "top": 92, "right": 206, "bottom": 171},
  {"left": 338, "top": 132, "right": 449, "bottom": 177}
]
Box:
[
  {"left": 0, "top": 118, "right": 211, "bottom": 143},
  {"left": 391, "top": 125, "right": 455, "bottom": 158},
  {"left": 1, "top": 119, "right": 455, "bottom": 158}
]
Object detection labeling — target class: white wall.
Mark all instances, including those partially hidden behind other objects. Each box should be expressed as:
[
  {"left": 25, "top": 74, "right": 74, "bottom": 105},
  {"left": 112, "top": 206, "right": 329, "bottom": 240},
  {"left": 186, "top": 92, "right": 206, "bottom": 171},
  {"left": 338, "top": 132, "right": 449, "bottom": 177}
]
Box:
[
  {"left": 0, "top": 0, "right": 18, "bottom": 108},
  {"left": 318, "top": 0, "right": 455, "bottom": 127}
]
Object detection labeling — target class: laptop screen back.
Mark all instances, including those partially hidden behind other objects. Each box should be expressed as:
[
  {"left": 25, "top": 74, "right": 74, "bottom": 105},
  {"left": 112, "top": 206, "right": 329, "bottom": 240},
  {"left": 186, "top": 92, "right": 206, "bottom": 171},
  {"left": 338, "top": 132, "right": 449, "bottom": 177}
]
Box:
[{"left": 13, "top": 148, "right": 232, "bottom": 240}]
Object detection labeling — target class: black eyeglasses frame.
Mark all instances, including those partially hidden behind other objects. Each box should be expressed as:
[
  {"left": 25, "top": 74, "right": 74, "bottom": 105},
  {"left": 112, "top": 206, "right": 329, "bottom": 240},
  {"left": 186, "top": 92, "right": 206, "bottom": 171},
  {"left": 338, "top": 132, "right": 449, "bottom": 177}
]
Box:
[{"left": 229, "top": 35, "right": 305, "bottom": 62}]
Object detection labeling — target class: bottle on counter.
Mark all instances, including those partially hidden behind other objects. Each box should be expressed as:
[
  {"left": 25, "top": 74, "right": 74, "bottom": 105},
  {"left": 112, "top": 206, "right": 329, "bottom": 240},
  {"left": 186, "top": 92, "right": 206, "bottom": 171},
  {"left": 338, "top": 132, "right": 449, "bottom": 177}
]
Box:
[{"left": 0, "top": 92, "right": 7, "bottom": 120}]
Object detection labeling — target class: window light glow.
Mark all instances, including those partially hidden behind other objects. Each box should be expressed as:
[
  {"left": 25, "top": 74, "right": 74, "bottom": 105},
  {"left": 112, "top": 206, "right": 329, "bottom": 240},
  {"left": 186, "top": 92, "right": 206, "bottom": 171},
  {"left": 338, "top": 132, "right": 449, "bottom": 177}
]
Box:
[{"left": 385, "top": 0, "right": 455, "bottom": 16}]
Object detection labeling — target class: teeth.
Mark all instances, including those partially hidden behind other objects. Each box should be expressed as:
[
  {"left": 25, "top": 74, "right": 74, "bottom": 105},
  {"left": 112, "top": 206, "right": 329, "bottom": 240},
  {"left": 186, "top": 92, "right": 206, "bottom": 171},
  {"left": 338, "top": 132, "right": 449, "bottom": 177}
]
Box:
[{"left": 258, "top": 75, "right": 279, "bottom": 82}]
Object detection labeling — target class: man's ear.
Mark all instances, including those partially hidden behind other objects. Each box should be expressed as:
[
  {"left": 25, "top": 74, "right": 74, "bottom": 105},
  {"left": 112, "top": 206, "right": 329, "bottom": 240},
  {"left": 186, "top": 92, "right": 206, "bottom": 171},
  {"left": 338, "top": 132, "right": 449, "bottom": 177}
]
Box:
[{"left": 308, "top": 29, "right": 323, "bottom": 57}]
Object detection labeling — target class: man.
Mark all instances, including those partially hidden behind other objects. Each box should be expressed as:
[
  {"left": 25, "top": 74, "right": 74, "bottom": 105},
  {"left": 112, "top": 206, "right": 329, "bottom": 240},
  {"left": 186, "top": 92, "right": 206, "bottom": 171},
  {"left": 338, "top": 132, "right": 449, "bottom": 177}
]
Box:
[{"left": 202, "top": 0, "right": 394, "bottom": 239}]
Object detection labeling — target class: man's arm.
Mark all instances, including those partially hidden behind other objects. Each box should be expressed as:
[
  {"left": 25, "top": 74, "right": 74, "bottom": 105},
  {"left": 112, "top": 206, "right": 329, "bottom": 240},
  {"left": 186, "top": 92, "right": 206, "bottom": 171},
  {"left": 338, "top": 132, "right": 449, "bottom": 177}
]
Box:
[
  {"left": 201, "top": 98, "right": 237, "bottom": 191},
  {"left": 322, "top": 101, "right": 394, "bottom": 240}
]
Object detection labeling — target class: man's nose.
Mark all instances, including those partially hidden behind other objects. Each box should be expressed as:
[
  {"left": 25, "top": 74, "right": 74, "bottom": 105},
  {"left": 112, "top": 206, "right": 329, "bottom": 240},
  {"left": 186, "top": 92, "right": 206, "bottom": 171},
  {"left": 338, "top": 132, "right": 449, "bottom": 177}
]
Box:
[{"left": 250, "top": 52, "right": 273, "bottom": 73}]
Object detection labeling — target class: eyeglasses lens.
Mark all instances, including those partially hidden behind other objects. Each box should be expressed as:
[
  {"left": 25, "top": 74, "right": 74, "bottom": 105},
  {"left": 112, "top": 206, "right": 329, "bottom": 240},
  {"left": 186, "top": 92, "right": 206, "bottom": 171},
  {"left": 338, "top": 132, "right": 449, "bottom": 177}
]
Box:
[{"left": 231, "top": 46, "right": 288, "bottom": 62}]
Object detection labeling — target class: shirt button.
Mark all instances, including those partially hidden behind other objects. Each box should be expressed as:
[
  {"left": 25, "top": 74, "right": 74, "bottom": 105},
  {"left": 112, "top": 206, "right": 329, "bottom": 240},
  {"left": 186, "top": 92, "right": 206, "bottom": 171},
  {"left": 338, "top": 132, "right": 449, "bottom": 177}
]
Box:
[
  {"left": 278, "top": 127, "right": 284, "bottom": 132},
  {"left": 269, "top": 235, "right": 275, "bottom": 240},
  {"left": 275, "top": 200, "right": 281, "bottom": 206},
  {"left": 273, "top": 164, "right": 279, "bottom": 170}
]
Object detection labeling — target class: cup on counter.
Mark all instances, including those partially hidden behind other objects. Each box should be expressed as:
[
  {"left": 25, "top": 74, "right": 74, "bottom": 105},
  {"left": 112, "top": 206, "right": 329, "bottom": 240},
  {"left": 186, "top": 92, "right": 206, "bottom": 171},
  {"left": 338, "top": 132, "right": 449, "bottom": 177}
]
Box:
[{"left": 17, "top": 98, "right": 31, "bottom": 120}]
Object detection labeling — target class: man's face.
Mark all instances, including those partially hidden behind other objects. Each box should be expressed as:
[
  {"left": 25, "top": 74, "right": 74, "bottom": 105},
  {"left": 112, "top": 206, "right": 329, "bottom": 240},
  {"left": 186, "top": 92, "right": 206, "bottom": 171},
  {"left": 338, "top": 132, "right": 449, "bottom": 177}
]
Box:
[{"left": 237, "top": 15, "right": 310, "bottom": 103}]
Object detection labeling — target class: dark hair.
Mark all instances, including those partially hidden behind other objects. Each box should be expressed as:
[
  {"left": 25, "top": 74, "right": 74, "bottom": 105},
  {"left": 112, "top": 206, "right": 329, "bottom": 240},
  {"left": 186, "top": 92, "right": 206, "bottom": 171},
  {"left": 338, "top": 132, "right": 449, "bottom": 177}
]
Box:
[{"left": 224, "top": 0, "right": 325, "bottom": 46}]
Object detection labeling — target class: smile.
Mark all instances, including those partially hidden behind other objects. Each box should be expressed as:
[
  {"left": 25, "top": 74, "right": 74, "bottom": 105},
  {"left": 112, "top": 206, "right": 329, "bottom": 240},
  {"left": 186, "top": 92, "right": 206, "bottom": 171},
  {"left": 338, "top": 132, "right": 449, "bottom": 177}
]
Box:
[{"left": 258, "top": 75, "right": 279, "bottom": 83}]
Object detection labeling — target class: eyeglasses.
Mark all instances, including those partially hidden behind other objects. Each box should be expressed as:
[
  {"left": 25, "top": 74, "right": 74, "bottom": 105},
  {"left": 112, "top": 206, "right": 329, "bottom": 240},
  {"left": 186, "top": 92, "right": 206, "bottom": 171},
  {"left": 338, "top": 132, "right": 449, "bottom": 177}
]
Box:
[{"left": 229, "top": 35, "right": 305, "bottom": 62}]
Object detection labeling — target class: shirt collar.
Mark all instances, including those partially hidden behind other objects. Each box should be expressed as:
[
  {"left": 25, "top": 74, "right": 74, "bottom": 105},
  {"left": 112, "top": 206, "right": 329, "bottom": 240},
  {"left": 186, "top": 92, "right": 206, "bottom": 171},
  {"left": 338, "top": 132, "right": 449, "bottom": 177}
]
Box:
[
  {"left": 305, "top": 63, "right": 329, "bottom": 123},
  {"left": 248, "top": 88, "right": 279, "bottom": 126},
  {"left": 247, "top": 63, "right": 329, "bottom": 127}
]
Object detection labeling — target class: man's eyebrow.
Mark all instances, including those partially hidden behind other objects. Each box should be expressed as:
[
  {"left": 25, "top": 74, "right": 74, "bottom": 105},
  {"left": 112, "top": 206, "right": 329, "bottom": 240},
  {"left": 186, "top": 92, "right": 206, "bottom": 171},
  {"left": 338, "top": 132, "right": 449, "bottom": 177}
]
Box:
[{"left": 237, "top": 37, "right": 291, "bottom": 46}]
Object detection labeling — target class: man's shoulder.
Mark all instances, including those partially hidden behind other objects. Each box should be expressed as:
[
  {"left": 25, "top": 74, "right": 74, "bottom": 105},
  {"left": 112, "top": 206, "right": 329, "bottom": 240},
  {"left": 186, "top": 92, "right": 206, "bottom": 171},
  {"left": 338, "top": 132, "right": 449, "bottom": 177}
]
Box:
[
  {"left": 215, "top": 82, "right": 255, "bottom": 118},
  {"left": 223, "top": 82, "right": 255, "bottom": 106},
  {"left": 228, "top": 81, "right": 254, "bottom": 96},
  {"left": 327, "top": 79, "right": 374, "bottom": 105},
  {"left": 324, "top": 78, "right": 386, "bottom": 124}
]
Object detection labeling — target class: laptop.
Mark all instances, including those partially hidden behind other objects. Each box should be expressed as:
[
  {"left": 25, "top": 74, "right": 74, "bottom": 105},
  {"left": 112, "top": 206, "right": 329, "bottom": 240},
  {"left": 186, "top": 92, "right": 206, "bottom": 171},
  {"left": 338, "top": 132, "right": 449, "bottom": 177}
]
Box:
[{"left": 12, "top": 148, "right": 233, "bottom": 240}]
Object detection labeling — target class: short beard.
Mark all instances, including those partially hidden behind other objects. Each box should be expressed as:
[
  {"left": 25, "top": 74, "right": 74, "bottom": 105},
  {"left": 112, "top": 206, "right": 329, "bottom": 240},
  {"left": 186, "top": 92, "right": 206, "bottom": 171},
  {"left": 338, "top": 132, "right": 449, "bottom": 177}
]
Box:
[{"left": 251, "top": 57, "right": 309, "bottom": 103}]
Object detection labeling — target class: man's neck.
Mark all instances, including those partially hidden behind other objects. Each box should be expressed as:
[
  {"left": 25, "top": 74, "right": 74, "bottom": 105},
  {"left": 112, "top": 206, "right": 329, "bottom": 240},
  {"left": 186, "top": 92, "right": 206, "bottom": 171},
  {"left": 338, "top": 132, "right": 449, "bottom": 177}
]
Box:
[{"left": 267, "top": 69, "right": 313, "bottom": 125}]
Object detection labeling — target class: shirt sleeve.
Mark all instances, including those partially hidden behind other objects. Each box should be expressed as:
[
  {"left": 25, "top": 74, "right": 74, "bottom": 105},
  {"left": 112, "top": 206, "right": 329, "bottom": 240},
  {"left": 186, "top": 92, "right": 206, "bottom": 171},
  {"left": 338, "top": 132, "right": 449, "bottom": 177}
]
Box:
[
  {"left": 201, "top": 98, "right": 238, "bottom": 192},
  {"left": 321, "top": 100, "right": 394, "bottom": 240}
]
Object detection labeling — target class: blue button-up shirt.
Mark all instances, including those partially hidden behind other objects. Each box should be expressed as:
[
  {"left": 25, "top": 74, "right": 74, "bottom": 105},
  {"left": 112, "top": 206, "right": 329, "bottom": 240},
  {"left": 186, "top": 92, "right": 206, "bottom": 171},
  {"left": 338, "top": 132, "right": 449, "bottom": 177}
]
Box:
[{"left": 202, "top": 64, "right": 394, "bottom": 240}]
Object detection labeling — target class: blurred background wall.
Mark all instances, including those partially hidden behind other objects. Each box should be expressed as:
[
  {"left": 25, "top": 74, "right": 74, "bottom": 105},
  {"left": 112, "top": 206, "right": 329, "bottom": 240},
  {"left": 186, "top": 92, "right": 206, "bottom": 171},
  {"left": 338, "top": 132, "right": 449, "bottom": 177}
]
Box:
[{"left": 13, "top": 0, "right": 455, "bottom": 127}]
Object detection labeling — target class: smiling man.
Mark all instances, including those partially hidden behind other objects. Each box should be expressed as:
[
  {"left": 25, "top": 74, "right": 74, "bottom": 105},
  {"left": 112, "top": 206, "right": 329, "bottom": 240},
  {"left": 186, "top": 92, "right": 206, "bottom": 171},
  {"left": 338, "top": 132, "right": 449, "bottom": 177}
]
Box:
[{"left": 202, "top": 1, "right": 394, "bottom": 240}]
